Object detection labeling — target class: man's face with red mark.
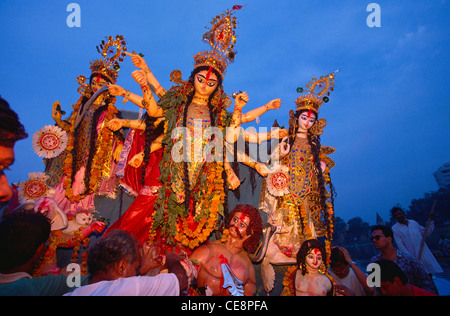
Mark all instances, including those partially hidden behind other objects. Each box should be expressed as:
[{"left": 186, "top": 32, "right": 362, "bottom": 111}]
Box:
[
  {"left": 298, "top": 111, "right": 316, "bottom": 132},
  {"left": 305, "top": 248, "right": 323, "bottom": 272},
  {"left": 228, "top": 212, "right": 250, "bottom": 240}
]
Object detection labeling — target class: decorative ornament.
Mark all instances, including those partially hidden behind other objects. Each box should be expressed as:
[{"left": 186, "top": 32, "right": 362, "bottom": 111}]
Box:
[
  {"left": 77, "top": 35, "right": 128, "bottom": 96},
  {"left": 32, "top": 125, "right": 68, "bottom": 159},
  {"left": 266, "top": 164, "right": 290, "bottom": 197},
  {"left": 18, "top": 172, "right": 55, "bottom": 203},
  {"left": 295, "top": 70, "right": 339, "bottom": 115},
  {"left": 194, "top": 6, "right": 243, "bottom": 78}
]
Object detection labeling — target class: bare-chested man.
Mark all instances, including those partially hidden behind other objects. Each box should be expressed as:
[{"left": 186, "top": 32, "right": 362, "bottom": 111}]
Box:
[{"left": 190, "top": 204, "right": 262, "bottom": 296}]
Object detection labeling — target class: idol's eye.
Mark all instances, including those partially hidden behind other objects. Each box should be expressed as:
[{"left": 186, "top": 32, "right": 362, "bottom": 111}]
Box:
[{"left": 196, "top": 75, "right": 205, "bottom": 83}]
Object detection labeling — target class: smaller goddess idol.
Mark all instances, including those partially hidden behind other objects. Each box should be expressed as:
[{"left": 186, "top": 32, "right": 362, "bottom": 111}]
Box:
[
  {"left": 48, "top": 36, "right": 127, "bottom": 215},
  {"left": 252, "top": 72, "right": 338, "bottom": 293},
  {"left": 293, "top": 239, "right": 334, "bottom": 296}
]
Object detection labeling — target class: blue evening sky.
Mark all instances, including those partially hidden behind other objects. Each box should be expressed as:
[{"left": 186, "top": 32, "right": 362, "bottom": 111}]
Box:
[{"left": 1, "top": 0, "right": 449, "bottom": 224}]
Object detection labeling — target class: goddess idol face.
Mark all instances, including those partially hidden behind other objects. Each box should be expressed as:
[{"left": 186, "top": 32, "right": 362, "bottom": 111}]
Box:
[
  {"left": 90, "top": 75, "right": 109, "bottom": 93},
  {"left": 194, "top": 69, "right": 219, "bottom": 99},
  {"left": 298, "top": 110, "right": 317, "bottom": 133},
  {"left": 305, "top": 248, "right": 323, "bottom": 272}
]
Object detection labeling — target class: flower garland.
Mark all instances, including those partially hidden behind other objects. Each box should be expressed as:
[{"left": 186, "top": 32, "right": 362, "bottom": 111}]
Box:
[
  {"left": 281, "top": 265, "right": 297, "bottom": 296},
  {"left": 71, "top": 227, "right": 90, "bottom": 275},
  {"left": 32, "top": 230, "right": 62, "bottom": 277},
  {"left": 63, "top": 95, "right": 118, "bottom": 202},
  {"left": 148, "top": 83, "right": 232, "bottom": 249},
  {"left": 175, "top": 160, "right": 225, "bottom": 249}
]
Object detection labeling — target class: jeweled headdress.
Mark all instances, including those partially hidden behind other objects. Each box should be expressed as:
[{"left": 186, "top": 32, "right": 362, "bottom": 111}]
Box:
[
  {"left": 77, "top": 35, "right": 127, "bottom": 95},
  {"left": 193, "top": 5, "right": 243, "bottom": 78},
  {"left": 295, "top": 71, "right": 339, "bottom": 114}
]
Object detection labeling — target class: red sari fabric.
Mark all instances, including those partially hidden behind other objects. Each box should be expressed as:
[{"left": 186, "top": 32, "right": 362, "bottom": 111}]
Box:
[
  {"left": 105, "top": 148, "right": 163, "bottom": 244},
  {"left": 120, "top": 129, "right": 146, "bottom": 197}
]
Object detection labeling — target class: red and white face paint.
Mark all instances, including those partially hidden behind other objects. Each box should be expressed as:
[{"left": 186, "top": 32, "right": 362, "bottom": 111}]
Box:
[
  {"left": 298, "top": 111, "right": 317, "bottom": 132},
  {"left": 228, "top": 211, "right": 250, "bottom": 240},
  {"left": 194, "top": 69, "right": 218, "bottom": 97},
  {"left": 305, "top": 248, "right": 323, "bottom": 271},
  {"left": 91, "top": 75, "right": 108, "bottom": 93}
]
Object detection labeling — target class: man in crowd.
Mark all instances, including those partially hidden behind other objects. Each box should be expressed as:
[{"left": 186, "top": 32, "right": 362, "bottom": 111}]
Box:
[
  {"left": 65, "top": 229, "right": 191, "bottom": 296},
  {"left": 190, "top": 204, "right": 262, "bottom": 296}
]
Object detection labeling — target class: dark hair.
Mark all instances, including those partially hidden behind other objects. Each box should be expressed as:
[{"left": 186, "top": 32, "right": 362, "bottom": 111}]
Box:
[
  {"left": 371, "top": 225, "right": 394, "bottom": 239},
  {"left": 88, "top": 230, "right": 140, "bottom": 276},
  {"left": 0, "top": 97, "right": 28, "bottom": 147},
  {"left": 0, "top": 211, "right": 51, "bottom": 271},
  {"left": 375, "top": 258, "right": 408, "bottom": 285},
  {"left": 296, "top": 239, "right": 327, "bottom": 276},
  {"left": 390, "top": 206, "right": 405, "bottom": 216},
  {"left": 226, "top": 204, "right": 262, "bottom": 254},
  {"left": 330, "top": 247, "right": 347, "bottom": 266}
]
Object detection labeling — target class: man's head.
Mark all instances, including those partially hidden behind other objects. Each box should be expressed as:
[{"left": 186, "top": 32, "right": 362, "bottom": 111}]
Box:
[
  {"left": 370, "top": 225, "right": 394, "bottom": 251},
  {"left": 0, "top": 98, "right": 28, "bottom": 202},
  {"left": 87, "top": 230, "right": 141, "bottom": 281},
  {"left": 375, "top": 258, "right": 409, "bottom": 296},
  {"left": 330, "top": 247, "right": 350, "bottom": 278},
  {"left": 0, "top": 210, "right": 51, "bottom": 273},
  {"left": 226, "top": 204, "right": 262, "bottom": 253},
  {"left": 390, "top": 206, "right": 408, "bottom": 225}
]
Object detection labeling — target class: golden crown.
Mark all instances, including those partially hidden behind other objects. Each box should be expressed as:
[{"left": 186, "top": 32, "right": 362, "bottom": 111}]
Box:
[
  {"left": 77, "top": 35, "right": 127, "bottom": 96},
  {"left": 295, "top": 71, "right": 339, "bottom": 114},
  {"left": 90, "top": 35, "right": 127, "bottom": 83},
  {"left": 193, "top": 6, "right": 243, "bottom": 78}
]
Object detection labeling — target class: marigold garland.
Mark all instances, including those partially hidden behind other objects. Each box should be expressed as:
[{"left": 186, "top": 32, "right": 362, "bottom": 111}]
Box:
[
  {"left": 63, "top": 95, "right": 118, "bottom": 202},
  {"left": 281, "top": 265, "right": 297, "bottom": 296},
  {"left": 32, "top": 230, "right": 62, "bottom": 277},
  {"left": 71, "top": 227, "right": 90, "bottom": 275},
  {"left": 148, "top": 82, "right": 231, "bottom": 249}
]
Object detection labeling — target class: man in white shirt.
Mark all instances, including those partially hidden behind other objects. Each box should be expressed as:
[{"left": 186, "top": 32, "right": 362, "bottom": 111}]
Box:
[
  {"left": 65, "top": 230, "right": 190, "bottom": 296},
  {"left": 328, "top": 247, "right": 365, "bottom": 296},
  {"left": 391, "top": 207, "right": 443, "bottom": 275}
]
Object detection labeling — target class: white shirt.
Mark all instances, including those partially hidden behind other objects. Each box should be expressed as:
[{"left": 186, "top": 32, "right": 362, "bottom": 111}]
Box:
[
  {"left": 328, "top": 268, "right": 365, "bottom": 296},
  {"left": 64, "top": 273, "right": 179, "bottom": 296},
  {"left": 392, "top": 220, "right": 443, "bottom": 274}
]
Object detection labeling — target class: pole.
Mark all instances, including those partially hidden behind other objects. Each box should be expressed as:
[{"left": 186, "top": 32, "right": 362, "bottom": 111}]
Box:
[{"left": 418, "top": 200, "right": 437, "bottom": 261}]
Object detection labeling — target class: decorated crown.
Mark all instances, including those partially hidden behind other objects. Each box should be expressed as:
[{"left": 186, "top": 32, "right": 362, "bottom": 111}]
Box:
[
  {"left": 295, "top": 71, "right": 339, "bottom": 114},
  {"left": 193, "top": 5, "right": 243, "bottom": 78},
  {"left": 90, "top": 35, "right": 127, "bottom": 83},
  {"left": 77, "top": 35, "right": 127, "bottom": 96}
]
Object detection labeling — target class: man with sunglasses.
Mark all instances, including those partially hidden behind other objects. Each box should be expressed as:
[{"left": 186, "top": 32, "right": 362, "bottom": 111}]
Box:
[
  {"left": 369, "top": 225, "right": 438, "bottom": 295},
  {"left": 338, "top": 225, "right": 439, "bottom": 295}
]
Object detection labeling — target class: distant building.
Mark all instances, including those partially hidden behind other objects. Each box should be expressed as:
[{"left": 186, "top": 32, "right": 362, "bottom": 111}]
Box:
[{"left": 434, "top": 162, "right": 450, "bottom": 188}]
